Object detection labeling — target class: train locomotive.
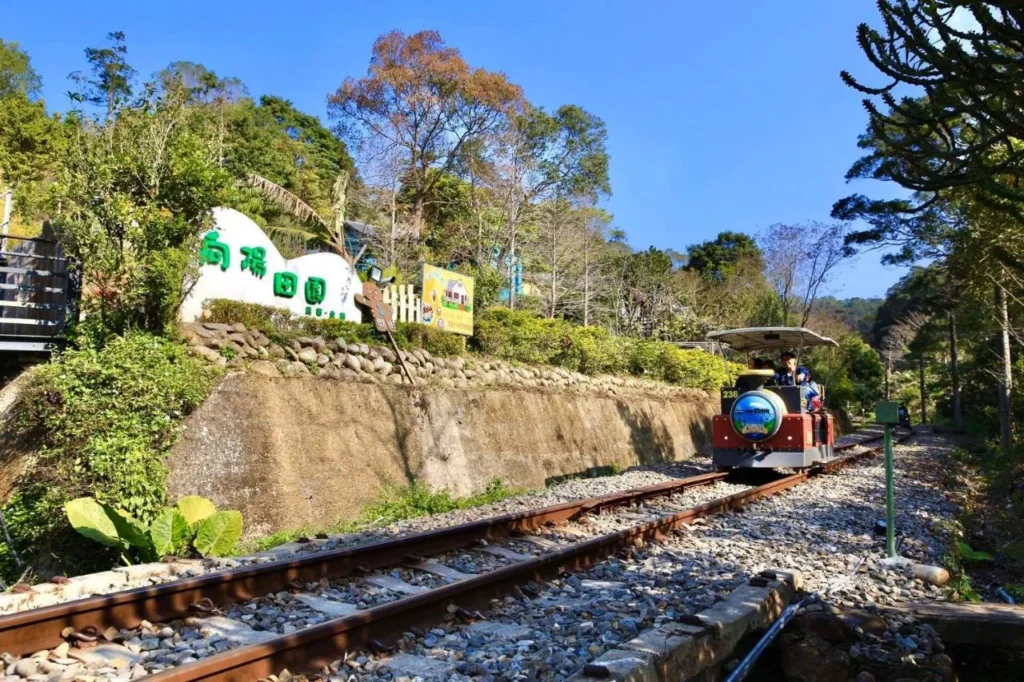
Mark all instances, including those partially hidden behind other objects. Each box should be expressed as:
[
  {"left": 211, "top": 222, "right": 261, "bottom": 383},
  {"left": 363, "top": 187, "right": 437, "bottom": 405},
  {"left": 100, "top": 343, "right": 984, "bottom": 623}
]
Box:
[{"left": 705, "top": 327, "right": 838, "bottom": 469}]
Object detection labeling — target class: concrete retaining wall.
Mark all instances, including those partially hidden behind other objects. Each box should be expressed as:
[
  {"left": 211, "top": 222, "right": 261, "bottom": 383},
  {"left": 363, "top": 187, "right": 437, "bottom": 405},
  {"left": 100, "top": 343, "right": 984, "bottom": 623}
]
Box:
[{"left": 167, "top": 374, "right": 716, "bottom": 539}]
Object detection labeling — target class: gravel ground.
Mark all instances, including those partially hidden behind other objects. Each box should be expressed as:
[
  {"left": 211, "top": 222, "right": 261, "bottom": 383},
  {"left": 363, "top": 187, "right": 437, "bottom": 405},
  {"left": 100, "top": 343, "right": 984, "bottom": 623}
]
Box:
[
  {"left": 305, "top": 428, "right": 956, "bottom": 682},
  {"left": 2, "top": 427, "right": 929, "bottom": 682}
]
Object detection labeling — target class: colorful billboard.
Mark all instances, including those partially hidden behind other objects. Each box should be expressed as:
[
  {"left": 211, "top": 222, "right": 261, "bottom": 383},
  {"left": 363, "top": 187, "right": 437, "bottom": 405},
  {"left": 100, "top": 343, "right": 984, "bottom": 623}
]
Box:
[{"left": 421, "top": 264, "right": 474, "bottom": 335}]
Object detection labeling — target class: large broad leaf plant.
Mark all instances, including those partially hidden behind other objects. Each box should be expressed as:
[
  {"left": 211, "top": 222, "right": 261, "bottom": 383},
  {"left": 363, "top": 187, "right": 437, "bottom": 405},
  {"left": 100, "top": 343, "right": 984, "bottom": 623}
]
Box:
[{"left": 65, "top": 495, "right": 242, "bottom": 562}]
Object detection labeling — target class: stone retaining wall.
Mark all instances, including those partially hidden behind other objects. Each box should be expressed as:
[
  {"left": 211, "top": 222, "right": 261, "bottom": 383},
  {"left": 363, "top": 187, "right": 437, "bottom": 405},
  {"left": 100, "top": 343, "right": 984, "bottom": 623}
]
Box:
[
  {"left": 180, "top": 321, "right": 705, "bottom": 397},
  {"left": 167, "top": 335, "right": 717, "bottom": 540}
]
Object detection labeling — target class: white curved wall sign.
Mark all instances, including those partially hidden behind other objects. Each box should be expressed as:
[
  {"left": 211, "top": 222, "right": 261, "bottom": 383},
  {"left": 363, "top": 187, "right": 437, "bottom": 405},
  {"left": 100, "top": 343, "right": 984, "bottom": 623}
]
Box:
[{"left": 180, "top": 207, "right": 361, "bottom": 323}]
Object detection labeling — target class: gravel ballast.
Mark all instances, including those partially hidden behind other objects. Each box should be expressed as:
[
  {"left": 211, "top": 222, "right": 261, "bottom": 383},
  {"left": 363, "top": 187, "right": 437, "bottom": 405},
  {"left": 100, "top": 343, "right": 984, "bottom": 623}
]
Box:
[{"left": 1, "top": 427, "right": 962, "bottom": 682}]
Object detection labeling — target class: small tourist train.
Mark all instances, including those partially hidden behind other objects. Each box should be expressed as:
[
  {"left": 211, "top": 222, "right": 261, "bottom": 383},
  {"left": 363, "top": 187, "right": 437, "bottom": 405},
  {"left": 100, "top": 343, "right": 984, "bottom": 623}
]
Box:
[{"left": 706, "top": 327, "right": 838, "bottom": 469}]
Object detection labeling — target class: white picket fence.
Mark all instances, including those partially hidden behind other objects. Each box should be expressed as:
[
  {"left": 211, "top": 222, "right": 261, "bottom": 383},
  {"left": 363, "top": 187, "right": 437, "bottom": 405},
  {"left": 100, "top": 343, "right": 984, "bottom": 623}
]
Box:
[{"left": 383, "top": 284, "right": 421, "bottom": 323}]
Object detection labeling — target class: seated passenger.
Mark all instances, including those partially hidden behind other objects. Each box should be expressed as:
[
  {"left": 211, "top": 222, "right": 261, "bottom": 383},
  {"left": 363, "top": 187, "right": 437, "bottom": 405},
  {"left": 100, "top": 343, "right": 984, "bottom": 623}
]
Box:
[{"left": 776, "top": 352, "right": 822, "bottom": 409}]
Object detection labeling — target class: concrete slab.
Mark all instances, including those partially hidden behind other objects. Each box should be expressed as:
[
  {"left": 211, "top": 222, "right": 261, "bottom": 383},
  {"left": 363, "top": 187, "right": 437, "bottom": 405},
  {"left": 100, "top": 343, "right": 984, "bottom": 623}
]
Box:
[
  {"left": 293, "top": 593, "right": 361, "bottom": 618},
  {"left": 568, "top": 568, "right": 799, "bottom": 682},
  {"left": 190, "top": 616, "right": 276, "bottom": 645},
  {"left": 473, "top": 545, "right": 533, "bottom": 561},
  {"left": 580, "top": 580, "right": 625, "bottom": 590},
  {"left": 363, "top": 574, "right": 429, "bottom": 595},
  {"left": 383, "top": 653, "right": 456, "bottom": 678},
  {"left": 466, "top": 621, "right": 533, "bottom": 639},
  {"left": 409, "top": 560, "right": 474, "bottom": 582},
  {"left": 518, "top": 536, "right": 563, "bottom": 551},
  {"left": 887, "top": 600, "right": 1024, "bottom": 649},
  {"left": 68, "top": 644, "right": 140, "bottom": 667}
]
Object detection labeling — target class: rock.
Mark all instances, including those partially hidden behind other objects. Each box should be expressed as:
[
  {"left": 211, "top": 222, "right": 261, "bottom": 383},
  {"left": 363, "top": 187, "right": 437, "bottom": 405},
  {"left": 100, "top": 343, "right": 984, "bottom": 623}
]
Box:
[
  {"left": 360, "top": 358, "right": 375, "bottom": 374},
  {"left": 379, "top": 362, "right": 393, "bottom": 377},
  {"left": 192, "top": 346, "right": 221, "bottom": 363},
  {"left": 311, "top": 337, "right": 326, "bottom": 352},
  {"left": 846, "top": 611, "right": 888, "bottom": 637},
  {"left": 347, "top": 343, "right": 362, "bottom": 355},
  {"left": 781, "top": 635, "right": 850, "bottom": 682},
  {"left": 317, "top": 354, "right": 330, "bottom": 368},
  {"left": 14, "top": 659, "right": 39, "bottom": 677},
  {"left": 186, "top": 324, "right": 216, "bottom": 339},
  {"left": 230, "top": 322, "right": 247, "bottom": 333},
  {"left": 268, "top": 345, "right": 285, "bottom": 359},
  {"left": 203, "top": 323, "right": 235, "bottom": 332},
  {"left": 345, "top": 354, "right": 362, "bottom": 373},
  {"left": 297, "top": 348, "right": 318, "bottom": 364},
  {"left": 249, "top": 360, "right": 280, "bottom": 378},
  {"left": 853, "top": 673, "right": 875, "bottom": 682},
  {"left": 283, "top": 361, "right": 310, "bottom": 377},
  {"left": 795, "top": 612, "right": 853, "bottom": 646},
  {"left": 358, "top": 343, "right": 369, "bottom": 355}
]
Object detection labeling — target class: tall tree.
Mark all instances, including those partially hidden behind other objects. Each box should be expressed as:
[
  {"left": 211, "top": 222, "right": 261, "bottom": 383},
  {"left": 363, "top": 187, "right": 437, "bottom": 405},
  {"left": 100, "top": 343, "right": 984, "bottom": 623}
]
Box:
[
  {"left": 0, "top": 40, "right": 61, "bottom": 221},
  {"left": 488, "top": 105, "right": 610, "bottom": 307},
  {"left": 328, "top": 30, "right": 523, "bottom": 237},
  {"left": 685, "top": 231, "right": 762, "bottom": 283},
  {"left": 69, "top": 31, "right": 135, "bottom": 117},
  {"left": 53, "top": 78, "right": 231, "bottom": 335},
  {"left": 840, "top": 3, "right": 1024, "bottom": 224},
  {"left": 760, "top": 222, "right": 852, "bottom": 326}
]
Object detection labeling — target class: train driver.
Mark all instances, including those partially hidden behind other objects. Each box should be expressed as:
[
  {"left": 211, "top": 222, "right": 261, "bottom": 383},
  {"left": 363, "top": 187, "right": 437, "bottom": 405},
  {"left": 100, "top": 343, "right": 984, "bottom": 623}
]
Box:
[{"left": 776, "top": 352, "right": 823, "bottom": 410}]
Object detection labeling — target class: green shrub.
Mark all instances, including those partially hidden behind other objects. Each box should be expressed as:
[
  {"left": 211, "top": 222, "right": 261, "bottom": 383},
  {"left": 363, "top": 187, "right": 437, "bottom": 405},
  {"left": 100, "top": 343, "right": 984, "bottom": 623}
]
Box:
[
  {"left": 556, "top": 326, "right": 627, "bottom": 375},
  {"left": 202, "top": 299, "right": 465, "bottom": 356},
  {"left": 472, "top": 307, "right": 568, "bottom": 364},
  {"left": 0, "top": 333, "right": 221, "bottom": 580},
  {"left": 472, "top": 308, "right": 736, "bottom": 391}
]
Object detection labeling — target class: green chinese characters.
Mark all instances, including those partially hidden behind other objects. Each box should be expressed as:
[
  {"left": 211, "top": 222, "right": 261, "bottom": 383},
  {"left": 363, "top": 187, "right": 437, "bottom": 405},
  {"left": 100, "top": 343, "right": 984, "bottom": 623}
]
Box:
[
  {"left": 305, "top": 277, "right": 326, "bottom": 305},
  {"left": 240, "top": 246, "right": 267, "bottom": 278},
  {"left": 273, "top": 272, "right": 298, "bottom": 298},
  {"left": 199, "top": 231, "right": 230, "bottom": 271}
]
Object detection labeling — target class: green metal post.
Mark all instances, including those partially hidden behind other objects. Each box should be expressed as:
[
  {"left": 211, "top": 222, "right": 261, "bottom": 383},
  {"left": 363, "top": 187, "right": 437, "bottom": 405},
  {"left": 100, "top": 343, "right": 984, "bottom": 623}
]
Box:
[{"left": 884, "top": 423, "right": 896, "bottom": 558}]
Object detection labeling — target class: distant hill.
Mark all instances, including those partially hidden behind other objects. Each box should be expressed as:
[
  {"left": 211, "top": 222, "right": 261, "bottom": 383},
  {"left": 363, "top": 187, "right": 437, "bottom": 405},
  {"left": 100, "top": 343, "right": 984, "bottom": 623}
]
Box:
[{"left": 815, "top": 297, "right": 882, "bottom": 339}]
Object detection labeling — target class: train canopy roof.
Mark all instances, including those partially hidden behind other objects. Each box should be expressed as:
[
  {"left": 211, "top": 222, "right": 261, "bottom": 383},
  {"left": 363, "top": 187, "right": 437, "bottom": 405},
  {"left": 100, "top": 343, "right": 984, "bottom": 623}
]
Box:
[{"left": 705, "top": 327, "right": 839, "bottom": 352}]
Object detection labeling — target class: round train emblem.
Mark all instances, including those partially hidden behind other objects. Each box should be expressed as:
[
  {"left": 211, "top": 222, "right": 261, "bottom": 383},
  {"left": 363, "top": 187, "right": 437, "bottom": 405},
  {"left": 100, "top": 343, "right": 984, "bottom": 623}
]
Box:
[{"left": 730, "top": 391, "right": 784, "bottom": 442}]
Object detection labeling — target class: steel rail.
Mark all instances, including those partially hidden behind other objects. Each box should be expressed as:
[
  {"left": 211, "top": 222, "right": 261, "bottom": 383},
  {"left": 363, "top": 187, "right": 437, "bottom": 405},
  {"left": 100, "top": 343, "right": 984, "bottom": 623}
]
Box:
[
  {"left": 144, "top": 430, "right": 903, "bottom": 681},
  {"left": 0, "top": 472, "right": 735, "bottom": 656}
]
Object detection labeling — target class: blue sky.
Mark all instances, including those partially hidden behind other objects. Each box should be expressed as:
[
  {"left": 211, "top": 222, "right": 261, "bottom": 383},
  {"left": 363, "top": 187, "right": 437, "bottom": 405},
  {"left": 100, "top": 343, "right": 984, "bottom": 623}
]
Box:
[{"left": 6, "top": 0, "right": 910, "bottom": 299}]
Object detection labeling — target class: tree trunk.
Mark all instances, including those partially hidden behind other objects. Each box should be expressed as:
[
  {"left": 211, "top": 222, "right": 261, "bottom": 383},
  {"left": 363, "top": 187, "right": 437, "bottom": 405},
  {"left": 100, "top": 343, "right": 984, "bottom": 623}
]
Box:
[
  {"left": 411, "top": 198, "right": 425, "bottom": 240},
  {"left": 949, "top": 313, "right": 962, "bottom": 432},
  {"left": 507, "top": 234, "right": 517, "bottom": 310},
  {"left": 918, "top": 354, "right": 927, "bottom": 425},
  {"left": 885, "top": 350, "right": 891, "bottom": 401},
  {"left": 996, "top": 284, "right": 1013, "bottom": 448},
  {"left": 583, "top": 238, "right": 590, "bottom": 326}
]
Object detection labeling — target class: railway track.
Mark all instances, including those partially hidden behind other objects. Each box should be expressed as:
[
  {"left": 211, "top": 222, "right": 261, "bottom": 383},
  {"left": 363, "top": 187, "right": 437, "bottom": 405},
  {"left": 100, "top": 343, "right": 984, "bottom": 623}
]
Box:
[{"left": 0, "top": 429, "right": 909, "bottom": 681}]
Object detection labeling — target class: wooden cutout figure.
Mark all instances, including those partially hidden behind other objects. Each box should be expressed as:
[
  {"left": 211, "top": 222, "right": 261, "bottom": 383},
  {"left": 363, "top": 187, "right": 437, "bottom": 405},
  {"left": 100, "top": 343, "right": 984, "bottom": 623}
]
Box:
[{"left": 354, "top": 281, "right": 414, "bottom": 384}]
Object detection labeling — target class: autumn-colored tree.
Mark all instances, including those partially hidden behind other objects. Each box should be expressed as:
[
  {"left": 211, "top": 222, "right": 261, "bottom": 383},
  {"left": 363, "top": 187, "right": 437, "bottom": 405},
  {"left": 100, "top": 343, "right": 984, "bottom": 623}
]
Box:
[{"left": 329, "top": 30, "right": 524, "bottom": 238}]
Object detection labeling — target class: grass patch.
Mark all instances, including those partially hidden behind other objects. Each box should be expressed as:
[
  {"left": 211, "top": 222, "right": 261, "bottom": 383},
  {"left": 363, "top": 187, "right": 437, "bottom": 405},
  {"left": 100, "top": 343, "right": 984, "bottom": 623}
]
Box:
[{"left": 239, "top": 478, "right": 522, "bottom": 554}]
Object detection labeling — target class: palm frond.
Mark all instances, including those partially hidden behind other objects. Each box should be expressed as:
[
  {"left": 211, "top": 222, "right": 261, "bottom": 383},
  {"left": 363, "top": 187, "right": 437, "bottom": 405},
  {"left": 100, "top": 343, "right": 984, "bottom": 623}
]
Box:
[
  {"left": 262, "top": 223, "right": 318, "bottom": 241},
  {"left": 245, "top": 173, "right": 326, "bottom": 228}
]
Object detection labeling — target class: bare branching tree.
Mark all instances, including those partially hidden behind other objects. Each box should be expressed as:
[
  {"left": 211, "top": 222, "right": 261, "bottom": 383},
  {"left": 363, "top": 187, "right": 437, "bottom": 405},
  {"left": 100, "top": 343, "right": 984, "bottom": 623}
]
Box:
[{"left": 761, "top": 222, "right": 853, "bottom": 326}]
